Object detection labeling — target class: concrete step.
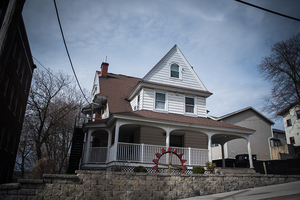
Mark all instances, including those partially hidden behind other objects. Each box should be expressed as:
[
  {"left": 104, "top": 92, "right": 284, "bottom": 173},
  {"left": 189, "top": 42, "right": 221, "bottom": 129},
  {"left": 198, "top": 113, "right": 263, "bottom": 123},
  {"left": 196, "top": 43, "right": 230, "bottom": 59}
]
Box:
[{"left": 215, "top": 167, "right": 258, "bottom": 174}]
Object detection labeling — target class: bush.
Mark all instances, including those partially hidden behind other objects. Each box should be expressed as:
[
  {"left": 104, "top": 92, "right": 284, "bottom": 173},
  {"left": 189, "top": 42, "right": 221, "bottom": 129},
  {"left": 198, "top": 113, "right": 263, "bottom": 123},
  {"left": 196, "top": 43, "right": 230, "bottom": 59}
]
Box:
[
  {"left": 193, "top": 165, "right": 205, "bottom": 174},
  {"left": 133, "top": 166, "right": 147, "bottom": 173},
  {"left": 206, "top": 162, "right": 216, "bottom": 173}
]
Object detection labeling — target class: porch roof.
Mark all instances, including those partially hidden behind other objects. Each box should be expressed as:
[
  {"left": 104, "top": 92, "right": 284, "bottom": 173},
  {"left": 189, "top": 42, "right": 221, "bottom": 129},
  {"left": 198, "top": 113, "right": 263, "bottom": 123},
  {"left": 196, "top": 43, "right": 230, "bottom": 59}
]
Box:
[{"left": 114, "top": 110, "right": 254, "bottom": 131}]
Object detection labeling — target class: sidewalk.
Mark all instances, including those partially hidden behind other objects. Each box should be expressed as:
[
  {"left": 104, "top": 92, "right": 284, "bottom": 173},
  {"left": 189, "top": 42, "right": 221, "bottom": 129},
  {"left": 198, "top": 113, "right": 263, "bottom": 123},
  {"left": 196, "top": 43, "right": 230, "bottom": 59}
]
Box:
[{"left": 179, "top": 181, "right": 300, "bottom": 200}]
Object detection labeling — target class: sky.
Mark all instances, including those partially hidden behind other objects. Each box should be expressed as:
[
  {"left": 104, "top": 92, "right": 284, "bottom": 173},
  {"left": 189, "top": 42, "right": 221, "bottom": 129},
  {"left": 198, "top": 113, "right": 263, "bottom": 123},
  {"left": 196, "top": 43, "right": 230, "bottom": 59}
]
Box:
[{"left": 22, "top": 0, "right": 300, "bottom": 130}]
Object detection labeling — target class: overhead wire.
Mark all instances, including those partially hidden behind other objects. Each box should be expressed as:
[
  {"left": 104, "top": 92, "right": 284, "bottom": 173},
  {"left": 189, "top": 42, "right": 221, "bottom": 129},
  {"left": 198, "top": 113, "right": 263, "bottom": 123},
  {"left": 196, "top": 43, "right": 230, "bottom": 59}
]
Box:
[
  {"left": 32, "top": 56, "right": 61, "bottom": 81},
  {"left": 53, "top": 0, "right": 90, "bottom": 104},
  {"left": 235, "top": 0, "right": 300, "bottom": 22}
]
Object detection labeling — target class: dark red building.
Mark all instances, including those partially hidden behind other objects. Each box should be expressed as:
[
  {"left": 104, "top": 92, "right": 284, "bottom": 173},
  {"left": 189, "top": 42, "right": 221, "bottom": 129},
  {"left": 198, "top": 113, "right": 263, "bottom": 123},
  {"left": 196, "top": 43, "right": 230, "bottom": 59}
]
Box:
[{"left": 0, "top": 0, "right": 35, "bottom": 183}]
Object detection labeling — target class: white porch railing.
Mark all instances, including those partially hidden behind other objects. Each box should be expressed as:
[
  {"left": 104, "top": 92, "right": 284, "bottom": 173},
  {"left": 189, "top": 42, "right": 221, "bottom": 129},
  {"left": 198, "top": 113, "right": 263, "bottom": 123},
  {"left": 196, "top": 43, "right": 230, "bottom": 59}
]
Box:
[
  {"left": 117, "top": 143, "right": 208, "bottom": 166},
  {"left": 89, "top": 147, "right": 107, "bottom": 163},
  {"left": 88, "top": 143, "right": 209, "bottom": 166}
]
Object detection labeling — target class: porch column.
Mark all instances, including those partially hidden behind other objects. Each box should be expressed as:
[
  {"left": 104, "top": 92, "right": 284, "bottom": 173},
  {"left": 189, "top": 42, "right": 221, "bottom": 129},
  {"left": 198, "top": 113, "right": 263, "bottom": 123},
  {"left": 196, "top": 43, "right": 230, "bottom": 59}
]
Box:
[
  {"left": 106, "top": 129, "right": 112, "bottom": 163},
  {"left": 221, "top": 143, "right": 225, "bottom": 168},
  {"left": 247, "top": 137, "right": 254, "bottom": 168},
  {"left": 207, "top": 133, "right": 212, "bottom": 162},
  {"left": 85, "top": 129, "right": 93, "bottom": 163},
  {"left": 112, "top": 121, "right": 120, "bottom": 161},
  {"left": 165, "top": 128, "right": 170, "bottom": 148}
]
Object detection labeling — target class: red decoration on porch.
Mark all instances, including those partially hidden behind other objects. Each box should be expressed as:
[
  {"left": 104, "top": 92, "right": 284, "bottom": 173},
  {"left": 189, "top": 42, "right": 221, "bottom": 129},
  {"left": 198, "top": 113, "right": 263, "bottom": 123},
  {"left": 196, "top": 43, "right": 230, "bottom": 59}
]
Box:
[{"left": 152, "top": 148, "right": 187, "bottom": 174}]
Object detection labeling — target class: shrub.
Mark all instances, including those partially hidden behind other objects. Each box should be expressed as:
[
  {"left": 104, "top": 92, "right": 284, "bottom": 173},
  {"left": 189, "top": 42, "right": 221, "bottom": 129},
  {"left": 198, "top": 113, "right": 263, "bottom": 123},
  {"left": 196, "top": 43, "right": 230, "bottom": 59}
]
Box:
[
  {"left": 133, "top": 166, "right": 147, "bottom": 173},
  {"left": 206, "top": 162, "right": 216, "bottom": 173},
  {"left": 193, "top": 165, "right": 205, "bottom": 174}
]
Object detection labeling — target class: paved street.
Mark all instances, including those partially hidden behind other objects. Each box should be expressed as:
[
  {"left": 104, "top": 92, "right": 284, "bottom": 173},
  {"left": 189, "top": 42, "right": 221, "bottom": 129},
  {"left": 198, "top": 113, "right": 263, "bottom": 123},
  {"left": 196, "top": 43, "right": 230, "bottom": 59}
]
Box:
[{"left": 179, "top": 181, "right": 300, "bottom": 200}]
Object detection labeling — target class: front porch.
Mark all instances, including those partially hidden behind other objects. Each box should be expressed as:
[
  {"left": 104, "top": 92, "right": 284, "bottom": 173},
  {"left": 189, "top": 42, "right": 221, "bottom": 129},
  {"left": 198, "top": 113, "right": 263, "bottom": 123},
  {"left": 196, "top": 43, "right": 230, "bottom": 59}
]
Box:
[
  {"left": 86, "top": 142, "right": 208, "bottom": 169},
  {"left": 79, "top": 117, "right": 255, "bottom": 172}
]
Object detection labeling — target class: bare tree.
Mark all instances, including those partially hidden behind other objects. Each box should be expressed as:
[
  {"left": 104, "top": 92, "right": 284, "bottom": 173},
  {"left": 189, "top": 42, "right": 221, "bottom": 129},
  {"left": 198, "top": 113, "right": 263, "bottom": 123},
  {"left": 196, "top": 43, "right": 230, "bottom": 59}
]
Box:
[
  {"left": 258, "top": 33, "right": 300, "bottom": 117},
  {"left": 17, "top": 69, "right": 86, "bottom": 177}
]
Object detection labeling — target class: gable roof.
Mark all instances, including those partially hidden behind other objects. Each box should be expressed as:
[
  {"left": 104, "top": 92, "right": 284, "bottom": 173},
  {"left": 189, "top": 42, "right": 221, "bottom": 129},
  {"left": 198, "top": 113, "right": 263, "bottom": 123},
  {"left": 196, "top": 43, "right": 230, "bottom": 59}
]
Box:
[
  {"left": 277, "top": 102, "right": 300, "bottom": 116},
  {"left": 143, "top": 45, "right": 209, "bottom": 92},
  {"left": 215, "top": 107, "right": 275, "bottom": 125}
]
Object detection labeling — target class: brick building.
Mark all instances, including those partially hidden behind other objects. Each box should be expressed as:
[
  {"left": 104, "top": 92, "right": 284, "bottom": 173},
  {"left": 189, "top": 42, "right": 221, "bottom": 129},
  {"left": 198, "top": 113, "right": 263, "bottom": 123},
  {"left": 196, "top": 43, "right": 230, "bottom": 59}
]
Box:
[{"left": 0, "top": 0, "right": 35, "bottom": 183}]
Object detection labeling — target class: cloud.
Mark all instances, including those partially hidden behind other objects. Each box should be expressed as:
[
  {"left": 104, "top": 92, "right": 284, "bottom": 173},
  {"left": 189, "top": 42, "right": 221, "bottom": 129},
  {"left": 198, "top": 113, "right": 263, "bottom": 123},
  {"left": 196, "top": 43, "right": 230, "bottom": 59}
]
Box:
[{"left": 22, "top": 0, "right": 300, "bottom": 130}]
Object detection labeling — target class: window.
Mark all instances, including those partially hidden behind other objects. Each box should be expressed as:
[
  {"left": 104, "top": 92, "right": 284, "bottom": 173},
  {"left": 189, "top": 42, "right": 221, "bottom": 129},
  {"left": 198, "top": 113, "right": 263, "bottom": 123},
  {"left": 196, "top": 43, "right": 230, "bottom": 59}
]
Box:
[
  {"left": 185, "top": 97, "right": 194, "bottom": 113},
  {"left": 297, "top": 110, "right": 300, "bottom": 119},
  {"left": 155, "top": 92, "right": 165, "bottom": 109},
  {"left": 3, "top": 77, "right": 9, "bottom": 96},
  {"left": 287, "top": 119, "right": 292, "bottom": 127},
  {"left": 5, "top": 130, "right": 10, "bottom": 151},
  {"left": 137, "top": 94, "right": 140, "bottom": 109},
  {"left": 274, "top": 141, "right": 280, "bottom": 147},
  {"left": 13, "top": 95, "right": 19, "bottom": 115},
  {"left": 170, "top": 64, "right": 179, "bottom": 78},
  {"left": 8, "top": 86, "right": 14, "bottom": 110},
  {"left": 211, "top": 144, "right": 219, "bottom": 147},
  {"left": 19, "top": 104, "right": 23, "bottom": 123},
  {"left": 290, "top": 137, "right": 295, "bottom": 145},
  {"left": 20, "top": 66, "right": 25, "bottom": 83}
]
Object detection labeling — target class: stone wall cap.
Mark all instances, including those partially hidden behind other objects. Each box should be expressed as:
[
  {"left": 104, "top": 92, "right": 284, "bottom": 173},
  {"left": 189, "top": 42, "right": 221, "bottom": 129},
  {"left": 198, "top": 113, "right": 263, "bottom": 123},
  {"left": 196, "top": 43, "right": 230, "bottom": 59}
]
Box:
[
  {"left": 18, "top": 179, "right": 44, "bottom": 184},
  {"left": 43, "top": 174, "right": 79, "bottom": 179},
  {"left": 0, "top": 183, "right": 20, "bottom": 190}
]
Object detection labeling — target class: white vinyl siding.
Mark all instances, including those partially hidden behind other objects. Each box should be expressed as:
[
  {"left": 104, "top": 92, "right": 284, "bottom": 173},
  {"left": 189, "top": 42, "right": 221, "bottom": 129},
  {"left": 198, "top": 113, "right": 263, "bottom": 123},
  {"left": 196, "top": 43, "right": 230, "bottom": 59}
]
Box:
[
  {"left": 168, "top": 92, "right": 184, "bottom": 114},
  {"left": 143, "top": 47, "right": 206, "bottom": 91},
  {"left": 137, "top": 87, "right": 207, "bottom": 117},
  {"left": 196, "top": 97, "right": 206, "bottom": 117},
  {"left": 142, "top": 88, "right": 154, "bottom": 110}
]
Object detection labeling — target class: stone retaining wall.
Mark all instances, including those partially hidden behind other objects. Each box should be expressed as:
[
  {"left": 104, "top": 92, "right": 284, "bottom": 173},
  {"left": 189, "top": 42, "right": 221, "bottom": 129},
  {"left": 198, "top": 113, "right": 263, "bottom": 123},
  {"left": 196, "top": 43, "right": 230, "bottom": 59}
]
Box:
[{"left": 1, "top": 170, "right": 300, "bottom": 200}]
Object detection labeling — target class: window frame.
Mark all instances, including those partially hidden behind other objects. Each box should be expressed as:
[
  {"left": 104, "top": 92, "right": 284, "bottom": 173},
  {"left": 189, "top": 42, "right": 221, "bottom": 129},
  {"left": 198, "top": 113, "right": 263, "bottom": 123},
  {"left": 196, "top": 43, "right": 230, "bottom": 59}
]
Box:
[
  {"left": 185, "top": 96, "right": 195, "bottom": 114},
  {"left": 155, "top": 92, "right": 166, "bottom": 110},
  {"left": 290, "top": 136, "right": 295, "bottom": 145},
  {"left": 296, "top": 110, "right": 300, "bottom": 119},
  {"left": 287, "top": 119, "right": 292, "bottom": 127},
  {"left": 169, "top": 63, "right": 181, "bottom": 79}
]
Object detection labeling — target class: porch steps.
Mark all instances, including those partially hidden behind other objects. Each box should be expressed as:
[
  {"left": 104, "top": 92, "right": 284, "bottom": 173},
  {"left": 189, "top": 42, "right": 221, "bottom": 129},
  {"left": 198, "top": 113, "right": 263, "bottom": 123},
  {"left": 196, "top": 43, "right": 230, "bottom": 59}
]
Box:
[
  {"left": 215, "top": 167, "right": 258, "bottom": 174},
  {"left": 67, "top": 127, "right": 85, "bottom": 174}
]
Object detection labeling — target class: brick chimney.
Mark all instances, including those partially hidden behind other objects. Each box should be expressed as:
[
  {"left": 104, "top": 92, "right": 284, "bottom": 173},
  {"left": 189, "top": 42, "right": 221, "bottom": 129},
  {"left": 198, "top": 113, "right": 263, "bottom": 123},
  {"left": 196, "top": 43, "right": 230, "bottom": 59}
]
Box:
[{"left": 100, "top": 62, "right": 109, "bottom": 77}]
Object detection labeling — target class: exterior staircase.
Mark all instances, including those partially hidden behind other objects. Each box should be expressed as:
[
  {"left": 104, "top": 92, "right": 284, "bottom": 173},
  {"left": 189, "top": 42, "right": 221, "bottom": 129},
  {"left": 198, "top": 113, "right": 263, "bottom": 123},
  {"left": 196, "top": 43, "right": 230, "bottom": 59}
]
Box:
[
  {"left": 67, "top": 127, "right": 85, "bottom": 174},
  {"left": 215, "top": 167, "right": 258, "bottom": 174}
]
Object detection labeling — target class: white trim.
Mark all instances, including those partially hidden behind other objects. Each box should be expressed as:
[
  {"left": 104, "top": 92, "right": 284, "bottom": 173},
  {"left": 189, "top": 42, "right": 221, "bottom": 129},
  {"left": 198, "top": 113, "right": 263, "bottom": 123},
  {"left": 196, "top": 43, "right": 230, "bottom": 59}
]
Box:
[
  {"left": 153, "top": 91, "right": 168, "bottom": 112},
  {"left": 184, "top": 95, "right": 197, "bottom": 116},
  {"left": 169, "top": 62, "right": 182, "bottom": 80}
]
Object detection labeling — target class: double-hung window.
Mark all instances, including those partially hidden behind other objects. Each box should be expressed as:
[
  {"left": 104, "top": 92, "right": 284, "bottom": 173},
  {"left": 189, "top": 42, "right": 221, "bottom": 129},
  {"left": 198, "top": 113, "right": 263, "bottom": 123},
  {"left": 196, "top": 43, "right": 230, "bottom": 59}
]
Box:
[
  {"left": 287, "top": 119, "right": 292, "bottom": 127},
  {"left": 185, "top": 97, "right": 194, "bottom": 113},
  {"left": 155, "top": 92, "right": 165, "bottom": 109},
  {"left": 171, "top": 64, "right": 179, "bottom": 78}
]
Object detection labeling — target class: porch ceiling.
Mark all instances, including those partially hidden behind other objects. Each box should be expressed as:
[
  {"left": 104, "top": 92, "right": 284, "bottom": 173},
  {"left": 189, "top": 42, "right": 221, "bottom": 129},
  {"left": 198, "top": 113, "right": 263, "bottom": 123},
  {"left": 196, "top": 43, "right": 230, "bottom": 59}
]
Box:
[{"left": 212, "top": 134, "right": 244, "bottom": 145}]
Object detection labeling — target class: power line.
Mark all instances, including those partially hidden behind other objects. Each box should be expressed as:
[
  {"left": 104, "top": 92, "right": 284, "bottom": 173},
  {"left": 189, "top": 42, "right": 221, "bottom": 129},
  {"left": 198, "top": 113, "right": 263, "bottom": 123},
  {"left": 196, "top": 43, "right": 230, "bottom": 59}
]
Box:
[
  {"left": 235, "top": 0, "right": 300, "bottom": 22},
  {"left": 32, "top": 56, "right": 61, "bottom": 81},
  {"left": 53, "top": 0, "right": 90, "bottom": 104}
]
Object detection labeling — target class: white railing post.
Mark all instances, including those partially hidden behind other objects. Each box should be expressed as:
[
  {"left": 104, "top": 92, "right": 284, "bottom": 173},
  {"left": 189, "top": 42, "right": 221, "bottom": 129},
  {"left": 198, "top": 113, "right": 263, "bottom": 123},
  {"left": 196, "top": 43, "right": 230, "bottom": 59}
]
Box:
[
  {"left": 188, "top": 147, "right": 191, "bottom": 165},
  {"left": 141, "top": 143, "right": 144, "bottom": 163}
]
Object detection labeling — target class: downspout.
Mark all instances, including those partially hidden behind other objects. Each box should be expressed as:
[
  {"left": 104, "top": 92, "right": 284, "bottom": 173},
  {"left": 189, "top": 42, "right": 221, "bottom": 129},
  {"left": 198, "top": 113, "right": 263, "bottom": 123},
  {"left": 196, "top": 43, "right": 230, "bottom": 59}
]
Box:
[{"left": 268, "top": 126, "right": 274, "bottom": 160}]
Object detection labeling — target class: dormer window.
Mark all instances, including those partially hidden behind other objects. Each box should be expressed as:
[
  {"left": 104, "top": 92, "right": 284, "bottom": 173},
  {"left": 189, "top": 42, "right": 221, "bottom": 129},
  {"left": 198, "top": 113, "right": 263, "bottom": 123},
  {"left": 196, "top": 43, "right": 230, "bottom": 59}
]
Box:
[
  {"left": 155, "top": 92, "right": 165, "bottom": 109},
  {"left": 185, "top": 97, "right": 194, "bottom": 113},
  {"left": 171, "top": 64, "right": 179, "bottom": 78}
]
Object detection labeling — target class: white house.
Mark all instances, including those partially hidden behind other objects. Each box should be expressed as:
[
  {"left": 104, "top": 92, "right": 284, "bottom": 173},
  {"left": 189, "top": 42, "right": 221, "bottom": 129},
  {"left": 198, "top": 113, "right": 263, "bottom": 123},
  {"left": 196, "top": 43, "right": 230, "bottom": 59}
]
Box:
[
  {"left": 278, "top": 103, "right": 300, "bottom": 146},
  {"left": 77, "top": 45, "right": 255, "bottom": 172}
]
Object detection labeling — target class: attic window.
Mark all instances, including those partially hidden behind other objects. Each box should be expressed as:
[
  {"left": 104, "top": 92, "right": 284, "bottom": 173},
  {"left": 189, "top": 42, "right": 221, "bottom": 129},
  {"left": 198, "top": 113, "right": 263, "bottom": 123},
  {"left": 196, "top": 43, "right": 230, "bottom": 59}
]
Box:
[{"left": 171, "top": 64, "right": 179, "bottom": 78}]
